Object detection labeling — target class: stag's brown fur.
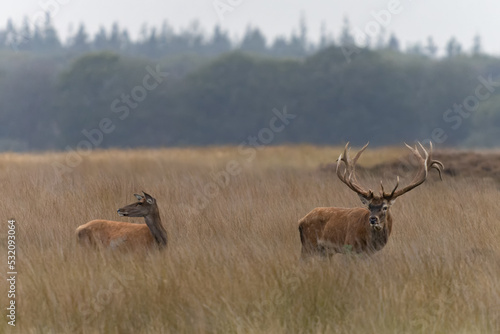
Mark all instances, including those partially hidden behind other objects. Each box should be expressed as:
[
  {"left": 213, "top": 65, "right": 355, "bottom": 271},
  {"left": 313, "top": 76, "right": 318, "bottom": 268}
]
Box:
[
  {"left": 76, "top": 192, "right": 167, "bottom": 250},
  {"left": 299, "top": 206, "right": 393, "bottom": 256},
  {"left": 299, "top": 142, "right": 443, "bottom": 258}
]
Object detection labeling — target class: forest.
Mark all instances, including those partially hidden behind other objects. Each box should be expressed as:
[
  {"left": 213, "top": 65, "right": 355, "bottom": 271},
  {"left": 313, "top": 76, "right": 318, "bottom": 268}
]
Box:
[{"left": 0, "top": 15, "right": 499, "bottom": 151}]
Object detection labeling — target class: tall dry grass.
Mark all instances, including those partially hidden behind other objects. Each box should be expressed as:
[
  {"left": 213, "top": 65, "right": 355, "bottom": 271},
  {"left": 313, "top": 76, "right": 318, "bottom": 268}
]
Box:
[{"left": 1, "top": 145, "right": 499, "bottom": 333}]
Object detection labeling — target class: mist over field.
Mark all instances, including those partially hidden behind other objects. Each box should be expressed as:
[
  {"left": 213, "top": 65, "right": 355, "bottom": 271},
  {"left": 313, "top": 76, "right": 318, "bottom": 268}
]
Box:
[{"left": 0, "top": 2, "right": 500, "bottom": 151}]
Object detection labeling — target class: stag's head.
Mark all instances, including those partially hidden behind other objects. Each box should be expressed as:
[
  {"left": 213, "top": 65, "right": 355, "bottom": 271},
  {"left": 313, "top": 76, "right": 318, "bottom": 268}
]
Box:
[
  {"left": 358, "top": 196, "right": 394, "bottom": 231},
  {"left": 117, "top": 191, "right": 157, "bottom": 217},
  {"left": 336, "top": 142, "right": 444, "bottom": 230}
]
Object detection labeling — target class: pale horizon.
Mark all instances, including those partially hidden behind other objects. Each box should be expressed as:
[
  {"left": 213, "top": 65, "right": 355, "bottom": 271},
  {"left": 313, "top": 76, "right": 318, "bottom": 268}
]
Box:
[{"left": 1, "top": 0, "right": 499, "bottom": 55}]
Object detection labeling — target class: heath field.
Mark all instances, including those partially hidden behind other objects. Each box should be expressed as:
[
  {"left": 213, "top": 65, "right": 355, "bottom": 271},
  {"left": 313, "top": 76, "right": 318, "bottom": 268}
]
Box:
[{"left": 1, "top": 145, "right": 499, "bottom": 334}]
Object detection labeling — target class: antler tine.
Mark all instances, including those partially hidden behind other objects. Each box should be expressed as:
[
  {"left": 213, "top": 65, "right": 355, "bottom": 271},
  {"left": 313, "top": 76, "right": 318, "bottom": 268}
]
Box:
[
  {"left": 348, "top": 142, "right": 369, "bottom": 187},
  {"left": 404, "top": 142, "right": 420, "bottom": 157},
  {"left": 336, "top": 153, "right": 347, "bottom": 181},
  {"left": 426, "top": 141, "right": 444, "bottom": 180},
  {"left": 417, "top": 142, "right": 429, "bottom": 164},
  {"left": 340, "top": 142, "right": 351, "bottom": 166},
  {"left": 431, "top": 161, "right": 444, "bottom": 180},
  {"left": 352, "top": 142, "right": 369, "bottom": 165},
  {"left": 381, "top": 175, "right": 400, "bottom": 198},
  {"left": 387, "top": 141, "right": 444, "bottom": 200},
  {"left": 335, "top": 153, "right": 343, "bottom": 175},
  {"left": 418, "top": 141, "right": 444, "bottom": 180},
  {"left": 388, "top": 142, "right": 429, "bottom": 200},
  {"left": 336, "top": 143, "right": 353, "bottom": 175},
  {"left": 343, "top": 141, "right": 350, "bottom": 154},
  {"left": 336, "top": 142, "right": 373, "bottom": 199},
  {"left": 389, "top": 176, "right": 400, "bottom": 197}
]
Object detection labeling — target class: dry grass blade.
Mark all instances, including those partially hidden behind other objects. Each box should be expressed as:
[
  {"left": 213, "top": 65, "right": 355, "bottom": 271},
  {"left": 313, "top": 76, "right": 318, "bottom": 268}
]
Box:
[{"left": 0, "top": 146, "right": 499, "bottom": 333}]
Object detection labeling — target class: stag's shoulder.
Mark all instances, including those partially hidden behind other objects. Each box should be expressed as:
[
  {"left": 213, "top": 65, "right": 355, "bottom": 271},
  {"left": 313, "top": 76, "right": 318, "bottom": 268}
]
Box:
[
  {"left": 299, "top": 206, "right": 370, "bottom": 227},
  {"left": 299, "top": 207, "right": 356, "bottom": 224}
]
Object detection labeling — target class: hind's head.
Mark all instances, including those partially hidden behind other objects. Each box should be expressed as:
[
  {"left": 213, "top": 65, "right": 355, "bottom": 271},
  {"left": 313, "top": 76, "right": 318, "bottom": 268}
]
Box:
[{"left": 117, "top": 191, "right": 156, "bottom": 217}]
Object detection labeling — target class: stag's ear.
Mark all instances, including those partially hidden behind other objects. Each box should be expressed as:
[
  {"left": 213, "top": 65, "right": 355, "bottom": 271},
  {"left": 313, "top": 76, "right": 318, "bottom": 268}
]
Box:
[
  {"left": 388, "top": 198, "right": 397, "bottom": 206},
  {"left": 143, "top": 191, "right": 155, "bottom": 204},
  {"left": 358, "top": 194, "right": 370, "bottom": 206},
  {"left": 134, "top": 193, "right": 144, "bottom": 201}
]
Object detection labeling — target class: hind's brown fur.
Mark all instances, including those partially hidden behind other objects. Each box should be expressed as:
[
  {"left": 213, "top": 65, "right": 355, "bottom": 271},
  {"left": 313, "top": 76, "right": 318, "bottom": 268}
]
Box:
[
  {"left": 76, "top": 220, "right": 158, "bottom": 249},
  {"left": 75, "top": 192, "right": 167, "bottom": 250}
]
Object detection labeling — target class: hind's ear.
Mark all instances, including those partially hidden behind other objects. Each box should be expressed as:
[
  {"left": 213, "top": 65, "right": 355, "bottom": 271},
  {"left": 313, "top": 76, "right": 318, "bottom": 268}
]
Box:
[
  {"left": 143, "top": 191, "right": 155, "bottom": 204},
  {"left": 134, "top": 193, "right": 144, "bottom": 201}
]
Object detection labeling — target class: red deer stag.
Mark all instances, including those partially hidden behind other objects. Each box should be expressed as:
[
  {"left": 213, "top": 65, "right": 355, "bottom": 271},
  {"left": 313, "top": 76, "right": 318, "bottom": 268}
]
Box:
[
  {"left": 298, "top": 142, "right": 443, "bottom": 257},
  {"left": 76, "top": 192, "right": 167, "bottom": 249}
]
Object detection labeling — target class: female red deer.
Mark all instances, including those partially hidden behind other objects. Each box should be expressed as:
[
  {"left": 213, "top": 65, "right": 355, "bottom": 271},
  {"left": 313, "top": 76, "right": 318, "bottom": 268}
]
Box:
[
  {"left": 298, "top": 142, "right": 443, "bottom": 257},
  {"left": 76, "top": 192, "right": 167, "bottom": 249}
]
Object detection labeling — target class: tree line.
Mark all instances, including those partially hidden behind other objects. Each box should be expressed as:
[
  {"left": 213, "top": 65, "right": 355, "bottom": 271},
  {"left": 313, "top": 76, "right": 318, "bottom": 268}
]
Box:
[
  {"left": 0, "top": 16, "right": 499, "bottom": 151},
  {"left": 0, "top": 15, "right": 484, "bottom": 59}
]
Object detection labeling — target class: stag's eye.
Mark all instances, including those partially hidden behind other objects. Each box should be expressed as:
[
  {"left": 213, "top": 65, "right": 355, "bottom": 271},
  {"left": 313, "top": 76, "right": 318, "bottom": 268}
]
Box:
[{"left": 382, "top": 206, "right": 388, "bottom": 211}]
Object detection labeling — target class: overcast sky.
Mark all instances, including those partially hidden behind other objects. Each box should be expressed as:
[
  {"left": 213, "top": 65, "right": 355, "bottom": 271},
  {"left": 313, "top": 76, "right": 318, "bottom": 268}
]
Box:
[{"left": 1, "top": 0, "right": 499, "bottom": 55}]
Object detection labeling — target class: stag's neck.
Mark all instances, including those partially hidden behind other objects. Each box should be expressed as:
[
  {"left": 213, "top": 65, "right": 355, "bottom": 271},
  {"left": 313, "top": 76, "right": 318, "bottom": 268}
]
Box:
[
  {"left": 371, "top": 226, "right": 389, "bottom": 251},
  {"left": 370, "top": 213, "right": 393, "bottom": 251},
  {"left": 386, "top": 212, "right": 393, "bottom": 235},
  {"left": 144, "top": 207, "right": 168, "bottom": 248}
]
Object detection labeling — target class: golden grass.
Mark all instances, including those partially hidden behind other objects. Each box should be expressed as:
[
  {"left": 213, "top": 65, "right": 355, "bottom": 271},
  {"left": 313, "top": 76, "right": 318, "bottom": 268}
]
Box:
[{"left": 1, "top": 145, "right": 499, "bottom": 333}]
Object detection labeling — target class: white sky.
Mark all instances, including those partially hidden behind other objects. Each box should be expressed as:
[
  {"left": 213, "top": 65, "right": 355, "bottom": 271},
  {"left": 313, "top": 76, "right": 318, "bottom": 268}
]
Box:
[{"left": 1, "top": 0, "right": 499, "bottom": 55}]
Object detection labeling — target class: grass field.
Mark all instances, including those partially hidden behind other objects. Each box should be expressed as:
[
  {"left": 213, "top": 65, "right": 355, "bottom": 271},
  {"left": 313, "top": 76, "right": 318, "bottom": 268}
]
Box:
[{"left": 1, "top": 145, "right": 500, "bottom": 333}]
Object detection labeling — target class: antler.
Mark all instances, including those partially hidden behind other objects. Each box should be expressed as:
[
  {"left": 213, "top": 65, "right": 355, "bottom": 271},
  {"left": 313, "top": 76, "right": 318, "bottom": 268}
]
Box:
[
  {"left": 336, "top": 142, "right": 374, "bottom": 200},
  {"left": 382, "top": 142, "right": 444, "bottom": 200}
]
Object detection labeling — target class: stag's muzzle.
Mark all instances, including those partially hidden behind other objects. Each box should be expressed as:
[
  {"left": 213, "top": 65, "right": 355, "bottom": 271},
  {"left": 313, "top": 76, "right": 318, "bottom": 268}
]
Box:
[{"left": 369, "top": 216, "right": 382, "bottom": 230}]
